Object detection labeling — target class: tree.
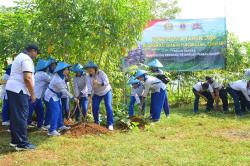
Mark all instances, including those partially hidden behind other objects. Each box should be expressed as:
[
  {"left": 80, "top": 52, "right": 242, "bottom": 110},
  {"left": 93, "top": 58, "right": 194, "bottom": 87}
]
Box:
[{"left": 152, "top": 0, "right": 181, "bottom": 19}]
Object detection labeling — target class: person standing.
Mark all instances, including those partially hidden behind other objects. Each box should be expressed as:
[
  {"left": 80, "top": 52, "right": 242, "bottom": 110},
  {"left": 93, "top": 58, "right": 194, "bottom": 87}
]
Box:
[
  {"left": 27, "top": 59, "right": 51, "bottom": 129},
  {"left": 128, "top": 77, "right": 145, "bottom": 117},
  {"left": 43, "top": 57, "right": 57, "bottom": 128},
  {"left": 61, "top": 77, "right": 71, "bottom": 120},
  {"left": 85, "top": 61, "right": 114, "bottom": 131},
  {"left": 44, "top": 62, "right": 78, "bottom": 136},
  {"left": 135, "top": 70, "right": 168, "bottom": 122},
  {"left": 193, "top": 81, "right": 215, "bottom": 113},
  {"left": 227, "top": 80, "right": 250, "bottom": 116},
  {"left": 72, "top": 64, "right": 88, "bottom": 122},
  {"left": 147, "top": 59, "right": 170, "bottom": 117},
  {"left": 6, "top": 44, "right": 39, "bottom": 150},
  {"left": 1, "top": 64, "right": 11, "bottom": 126},
  {"left": 205, "top": 76, "right": 228, "bottom": 113}
]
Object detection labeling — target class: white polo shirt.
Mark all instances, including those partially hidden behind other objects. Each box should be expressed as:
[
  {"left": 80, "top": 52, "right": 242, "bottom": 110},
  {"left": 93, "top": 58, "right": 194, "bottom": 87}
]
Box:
[
  {"left": 229, "top": 80, "right": 250, "bottom": 101},
  {"left": 6, "top": 52, "right": 34, "bottom": 96},
  {"left": 209, "top": 81, "right": 223, "bottom": 90},
  {"left": 193, "top": 82, "right": 213, "bottom": 93}
]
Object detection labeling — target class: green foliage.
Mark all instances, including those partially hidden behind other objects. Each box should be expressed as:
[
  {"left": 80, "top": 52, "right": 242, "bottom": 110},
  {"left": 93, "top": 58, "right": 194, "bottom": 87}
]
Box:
[{"left": 152, "top": 0, "right": 181, "bottom": 19}]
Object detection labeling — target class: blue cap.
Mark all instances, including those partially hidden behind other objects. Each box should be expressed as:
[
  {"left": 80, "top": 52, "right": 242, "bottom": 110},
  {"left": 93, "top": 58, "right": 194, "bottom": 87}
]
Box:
[
  {"left": 134, "top": 70, "right": 148, "bottom": 78},
  {"left": 147, "top": 59, "right": 163, "bottom": 68},
  {"left": 128, "top": 77, "right": 140, "bottom": 85},
  {"left": 84, "top": 61, "right": 98, "bottom": 69},
  {"left": 35, "top": 59, "right": 50, "bottom": 71},
  {"left": 54, "top": 62, "right": 71, "bottom": 73},
  {"left": 71, "top": 63, "right": 84, "bottom": 73}
]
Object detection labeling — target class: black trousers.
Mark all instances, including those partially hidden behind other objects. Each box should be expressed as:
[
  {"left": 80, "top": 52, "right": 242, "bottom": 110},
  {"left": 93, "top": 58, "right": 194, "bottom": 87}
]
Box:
[
  {"left": 7, "top": 90, "right": 29, "bottom": 146},
  {"left": 219, "top": 88, "right": 228, "bottom": 112}
]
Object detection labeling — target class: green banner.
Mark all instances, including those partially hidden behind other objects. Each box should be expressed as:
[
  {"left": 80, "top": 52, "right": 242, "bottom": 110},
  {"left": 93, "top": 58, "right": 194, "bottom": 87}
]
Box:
[{"left": 141, "top": 18, "right": 227, "bottom": 71}]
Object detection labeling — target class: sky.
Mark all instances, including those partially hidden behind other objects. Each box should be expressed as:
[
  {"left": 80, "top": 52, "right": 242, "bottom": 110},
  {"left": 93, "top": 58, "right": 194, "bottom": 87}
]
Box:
[{"left": 1, "top": 0, "right": 249, "bottom": 41}]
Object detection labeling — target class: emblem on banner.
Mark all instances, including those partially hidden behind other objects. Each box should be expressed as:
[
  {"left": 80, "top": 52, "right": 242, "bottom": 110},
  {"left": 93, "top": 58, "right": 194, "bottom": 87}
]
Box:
[
  {"left": 164, "top": 22, "right": 174, "bottom": 31},
  {"left": 179, "top": 23, "right": 187, "bottom": 30},
  {"left": 192, "top": 23, "right": 202, "bottom": 30}
]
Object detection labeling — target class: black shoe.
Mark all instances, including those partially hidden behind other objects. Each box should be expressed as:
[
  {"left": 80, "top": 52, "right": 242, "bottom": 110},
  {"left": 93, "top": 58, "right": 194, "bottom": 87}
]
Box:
[{"left": 15, "top": 143, "right": 36, "bottom": 151}]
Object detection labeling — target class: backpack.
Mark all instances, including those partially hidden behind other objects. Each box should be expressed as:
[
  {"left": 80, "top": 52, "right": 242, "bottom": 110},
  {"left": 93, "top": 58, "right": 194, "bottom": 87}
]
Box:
[{"left": 155, "top": 74, "right": 170, "bottom": 84}]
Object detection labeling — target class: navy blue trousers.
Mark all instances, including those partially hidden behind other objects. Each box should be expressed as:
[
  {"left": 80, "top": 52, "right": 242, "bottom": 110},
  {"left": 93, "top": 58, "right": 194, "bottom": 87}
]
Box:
[
  {"left": 48, "top": 98, "right": 64, "bottom": 132},
  {"left": 7, "top": 90, "right": 29, "bottom": 146},
  {"left": 227, "top": 87, "right": 250, "bottom": 114},
  {"left": 61, "top": 97, "right": 70, "bottom": 119},
  {"left": 28, "top": 99, "right": 44, "bottom": 128},
  {"left": 128, "top": 96, "right": 145, "bottom": 117},
  {"left": 44, "top": 100, "right": 51, "bottom": 126},
  {"left": 75, "top": 97, "right": 88, "bottom": 121},
  {"left": 92, "top": 91, "right": 114, "bottom": 126},
  {"left": 2, "top": 97, "right": 9, "bottom": 122},
  {"left": 193, "top": 88, "right": 214, "bottom": 113},
  {"left": 150, "top": 88, "right": 166, "bottom": 121},
  {"left": 163, "top": 90, "right": 170, "bottom": 116}
]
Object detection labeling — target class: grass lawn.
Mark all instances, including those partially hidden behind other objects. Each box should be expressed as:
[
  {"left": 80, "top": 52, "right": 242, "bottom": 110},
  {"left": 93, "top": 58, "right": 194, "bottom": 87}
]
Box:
[{"left": 0, "top": 105, "right": 250, "bottom": 166}]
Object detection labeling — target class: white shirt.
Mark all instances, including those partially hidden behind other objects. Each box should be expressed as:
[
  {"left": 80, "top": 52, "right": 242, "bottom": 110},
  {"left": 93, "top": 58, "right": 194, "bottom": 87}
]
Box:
[
  {"left": 87, "top": 70, "right": 111, "bottom": 96},
  {"left": 34, "top": 71, "right": 51, "bottom": 99},
  {"left": 0, "top": 74, "right": 9, "bottom": 99},
  {"left": 229, "top": 80, "right": 250, "bottom": 101},
  {"left": 6, "top": 52, "right": 34, "bottom": 96},
  {"left": 44, "top": 74, "right": 73, "bottom": 102},
  {"left": 142, "top": 76, "right": 166, "bottom": 97},
  {"left": 193, "top": 82, "right": 213, "bottom": 93},
  {"left": 209, "top": 81, "right": 223, "bottom": 90},
  {"left": 73, "top": 75, "right": 88, "bottom": 97},
  {"left": 131, "top": 83, "right": 144, "bottom": 104}
]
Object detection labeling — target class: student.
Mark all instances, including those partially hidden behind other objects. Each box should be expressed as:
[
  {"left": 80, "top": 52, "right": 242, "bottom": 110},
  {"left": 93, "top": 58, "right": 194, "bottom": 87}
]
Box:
[
  {"left": 227, "top": 80, "right": 250, "bottom": 116},
  {"left": 1, "top": 64, "right": 11, "bottom": 126},
  {"left": 72, "top": 63, "right": 88, "bottom": 121},
  {"left": 128, "top": 77, "right": 144, "bottom": 117},
  {"left": 193, "top": 82, "right": 214, "bottom": 113},
  {"left": 6, "top": 44, "right": 39, "bottom": 150},
  {"left": 27, "top": 60, "right": 51, "bottom": 129},
  {"left": 43, "top": 57, "right": 57, "bottom": 128},
  {"left": 44, "top": 62, "right": 79, "bottom": 136},
  {"left": 206, "top": 76, "right": 228, "bottom": 113},
  {"left": 85, "top": 61, "right": 114, "bottom": 131},
  {"left": 61, "top": 77, "right": 70, "bottom": 120},
  {"left": 135, "top": 70, "right": 168, "bottom": 122},
  {"left": 148, "top": 59, "right": 170, "bottom": 116},
  {"left": 148, "top": 59, "right": 164, "bottom": 74}
]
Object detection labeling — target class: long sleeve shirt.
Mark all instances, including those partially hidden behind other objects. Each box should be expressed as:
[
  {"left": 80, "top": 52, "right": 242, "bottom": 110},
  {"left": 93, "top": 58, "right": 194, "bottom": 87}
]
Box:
[
  {"left": 44, "top": 74, "right": 73, "bottom": 102},
  {"left": 142, "top": 76, "right": 166, "bottom": 97},
  {"left": 87, "top": 70, "right": 111, "bottom": 96},
  {"left": 229, "top": 80, "right": 250, "bottom": 101},
  {"left": 1, "top": 74, "right": 9, "bottom": 99},
  {"left": 131, "top": 83, "right": 144, "bottom": 104},
  {"left": 73, "top": 75, "right": 88, "bottom": 97},
  {"left": 34, "top": 71, "right": 51, "bottom": 99}
]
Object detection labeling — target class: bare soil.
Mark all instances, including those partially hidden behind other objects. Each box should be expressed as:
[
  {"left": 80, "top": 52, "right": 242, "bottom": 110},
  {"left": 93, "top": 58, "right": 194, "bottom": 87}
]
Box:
[{"left": 64, "top": 122, "right": 109, "bottom": 137}]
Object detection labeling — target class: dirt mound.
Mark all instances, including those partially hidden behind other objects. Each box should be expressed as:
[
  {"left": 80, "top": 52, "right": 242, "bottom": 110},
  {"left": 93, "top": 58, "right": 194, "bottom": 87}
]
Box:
[{"left": 65, "top": 123, "right": 109, "bottom": 137}]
